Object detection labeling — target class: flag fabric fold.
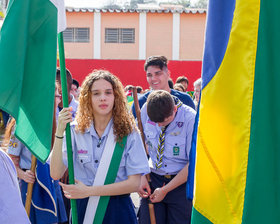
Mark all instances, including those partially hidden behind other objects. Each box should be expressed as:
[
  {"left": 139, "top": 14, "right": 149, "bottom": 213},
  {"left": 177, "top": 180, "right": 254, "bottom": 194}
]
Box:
[
  {"left": 0, "top": 0, "right": 66, "bottom": 162},
  {"left": 30, "top": 161, "right": 58, "bottom": 223},
  {"left": 192, "top": 0, "right": 280, "bottom": 223}
]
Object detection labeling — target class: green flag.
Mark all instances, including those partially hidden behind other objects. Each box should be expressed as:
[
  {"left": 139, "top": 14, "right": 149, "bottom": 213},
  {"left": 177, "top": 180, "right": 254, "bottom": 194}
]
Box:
[{"left": 0, "top": 0, "right": 66, "bottom": 162}]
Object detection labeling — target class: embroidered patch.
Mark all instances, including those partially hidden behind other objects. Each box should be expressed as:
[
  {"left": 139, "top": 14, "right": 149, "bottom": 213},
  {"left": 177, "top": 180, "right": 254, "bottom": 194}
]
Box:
[
  {"left": 77, "top": 149, "right": 88, "bottom": 154},
  {"left": 170, "top": 131, "right": 180, "bottom": 136},
  {"left": 173, "top": 146, "right": 180, "bottom": 156},
  {"left": 176, "top": 122, "right": 184, "bottom": 128},
  {"left": 9, "top": 141, "right": 17, "bottom": 148}
]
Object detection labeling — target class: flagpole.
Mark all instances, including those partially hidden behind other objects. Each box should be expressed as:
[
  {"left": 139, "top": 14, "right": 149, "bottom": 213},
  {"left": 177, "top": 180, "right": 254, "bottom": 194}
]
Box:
[
  {"left": 25, "top": 155, "right": 37, "bottom": 216},
  {"left": 132, "top": 87, "right": 156, "bottom": 224},
  {"left": 58, "top": 32, "right": 78, "bottom": 224}
]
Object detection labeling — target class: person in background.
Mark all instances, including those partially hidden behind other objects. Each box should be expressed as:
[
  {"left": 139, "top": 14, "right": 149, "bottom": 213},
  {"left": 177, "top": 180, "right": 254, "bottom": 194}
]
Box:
[
  {"left": 71, "top": 79, "right": 80, "bottom": 101},
  {"left": 0, "top": 147, "right": 30, "bottom": 224},
  {"left": 50, "top": 70, "right": 150, "bottom": 223},
  {"left": 175, "top": 76, "right": 189, "bottom": 92},
  {"left": 124, "top": 85, "right": 134, "bottom": 109},
  {"left": 138, "top": 90, "right": 196, "bottom": 224},
  {"left": 193, "top": 78, "right": 202, "bottom": 110},
  {"left": 124, "top": 85, "right": 134, "bottom": 93},
  {"left": 131, "top": 56, "right": 195, "bottom": 117},
  {"left": 56, "top": 68, "right": 79, "bottom": 120},
  {"left": 174, "top": 83, "right": 185, "bottom": 92},
  {"left": 136, "top": 86, "right": 143, "bottom": 94}
]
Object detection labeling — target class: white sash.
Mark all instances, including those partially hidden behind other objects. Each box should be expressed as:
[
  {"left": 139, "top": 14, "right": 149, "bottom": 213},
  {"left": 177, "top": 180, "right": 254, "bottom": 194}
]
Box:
[{"left": 83, "top": 126, "right": 116, "bottom": 224}]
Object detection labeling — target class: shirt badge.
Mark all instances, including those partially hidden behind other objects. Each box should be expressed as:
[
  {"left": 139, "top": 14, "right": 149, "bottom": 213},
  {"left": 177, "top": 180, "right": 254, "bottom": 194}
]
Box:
[
  {"left": 77, "top": 149, "right": 88, "bottom": 154},
  {"left": 176, "top": 122, "right": 184, "bottom": 128},
  {"left": 173, "top": 146, "right": 180, "bottom": 156},
  {"left": 9, "top": 141, "right": 17, "bottom": 148},
  {"left": 170, "top": 131, "right": 180, "bottom": 136}
]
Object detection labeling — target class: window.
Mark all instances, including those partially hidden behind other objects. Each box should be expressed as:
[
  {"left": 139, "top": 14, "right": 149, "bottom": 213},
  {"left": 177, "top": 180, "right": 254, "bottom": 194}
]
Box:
[
  {"left": 105, "top": 28, "right": 135, "bottom": 43},
  {"left": 105, "top": 28, "right": 119, "bottom": 43},
  {"left": 63, "top": 28, "right": 90, "bottom": 43}
]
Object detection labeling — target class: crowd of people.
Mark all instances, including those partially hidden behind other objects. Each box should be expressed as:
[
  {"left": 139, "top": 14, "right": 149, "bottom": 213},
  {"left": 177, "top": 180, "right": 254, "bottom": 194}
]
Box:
[{"left": 0, "top": 55, "right": 202, "bottom": 224}]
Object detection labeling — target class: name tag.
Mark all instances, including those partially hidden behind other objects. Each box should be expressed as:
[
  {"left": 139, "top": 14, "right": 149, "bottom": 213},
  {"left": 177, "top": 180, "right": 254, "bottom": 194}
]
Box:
[{"left": 77, "top": 154, "right": 91, "bottom": 164}]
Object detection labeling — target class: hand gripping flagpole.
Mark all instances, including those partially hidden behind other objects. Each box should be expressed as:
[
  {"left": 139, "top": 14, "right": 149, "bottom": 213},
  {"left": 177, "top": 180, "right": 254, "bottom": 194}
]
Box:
[
  {"left": 132, "top": 87, "right": 156, "bottom": 224},
  {"left": 25, "top": 155, "right": 37, "bottom": 216},
  {"left": 58, "top": 32, "right": 78, "bottom": 224}
]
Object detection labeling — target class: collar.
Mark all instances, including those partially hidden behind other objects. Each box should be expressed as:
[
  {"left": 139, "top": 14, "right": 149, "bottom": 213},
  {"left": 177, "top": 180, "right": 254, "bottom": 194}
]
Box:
[
  {"left": 89, "top": 118, "right": 113, "bottom": 139},
  {"left": 69, "top": 94, "right": 78, "bottom": 107},
  {"left": 163, "top": 106, "right": 183, "bottom": 132}
]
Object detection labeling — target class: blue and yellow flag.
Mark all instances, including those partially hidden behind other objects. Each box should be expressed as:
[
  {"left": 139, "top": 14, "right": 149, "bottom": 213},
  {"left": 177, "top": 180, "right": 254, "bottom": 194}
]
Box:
[{"left": 192, "top": 0, "right": 280, "bottom": 223}]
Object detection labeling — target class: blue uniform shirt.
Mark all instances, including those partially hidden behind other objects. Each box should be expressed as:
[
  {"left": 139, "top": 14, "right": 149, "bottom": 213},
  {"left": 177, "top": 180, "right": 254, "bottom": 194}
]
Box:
[
  {"left": 7, "top": 135, "right": 32, "bottom": 170},
  {"left": 62, "top": 119, "right": 150, "bottom": 186},
  {"left": 141, "top": 103, "right": 196, "bottom": 175}
]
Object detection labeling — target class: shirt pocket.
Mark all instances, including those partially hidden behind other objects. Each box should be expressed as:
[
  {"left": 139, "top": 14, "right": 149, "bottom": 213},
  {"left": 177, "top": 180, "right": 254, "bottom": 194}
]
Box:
[
  {"left": 145, "top": 134, "right": 158, "bottom": 157},
  {"left": 76, "top": 154, "right": 93, "bottom": 179},
  {"left": 165, "top": 136, "right": 186, "bottom": 159}
]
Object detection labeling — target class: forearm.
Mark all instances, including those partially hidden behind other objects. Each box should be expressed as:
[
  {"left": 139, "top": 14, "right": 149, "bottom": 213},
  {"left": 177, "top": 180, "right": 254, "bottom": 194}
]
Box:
[
  {"left": 163, "top": 164, "right": 189, "bottom": 194},
  {"left": 16, "top": 166, "right": 26, "bottom": 179},
  {"left": 50, "top": 135, "right": 66, "bottom": 180},
  {"left": 87, "top": 174, "right": 141, "bottom": 197},
  {"left": 9, "top": 155, "right": 22, "bottom": 178},
  {"left": 51, "top": 107, "right": 72, "bottom": 180}
]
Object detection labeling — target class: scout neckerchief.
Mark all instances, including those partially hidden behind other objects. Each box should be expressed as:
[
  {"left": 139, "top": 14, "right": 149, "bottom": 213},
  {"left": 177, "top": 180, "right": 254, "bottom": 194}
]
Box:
[
  {"left": 155, "top": 97, "right": 182, "bottom": 169},
  {"left": 83, "top": 126, "right": 127, "bottom": 224}
]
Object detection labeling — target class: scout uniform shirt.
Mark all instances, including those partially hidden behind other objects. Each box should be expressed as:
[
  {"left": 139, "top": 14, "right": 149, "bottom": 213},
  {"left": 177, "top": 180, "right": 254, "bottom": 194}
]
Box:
[
  {"left": 141, "top": 103, "right": 196, "bottom": 176},
  {"left": 61, "top": 119, "right": 150, "bottom": 186},
  {"left": 7, "top": 134, "right": 32, "bottom": 170},
  {"left": 0, "top": 149, "right": 30, "bottom": 224}
]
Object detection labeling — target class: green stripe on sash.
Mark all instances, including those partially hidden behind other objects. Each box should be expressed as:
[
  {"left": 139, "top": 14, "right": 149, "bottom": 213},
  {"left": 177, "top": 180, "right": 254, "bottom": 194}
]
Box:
[{"left": 93, "top": 136, "right": 128, "bottom": 224}]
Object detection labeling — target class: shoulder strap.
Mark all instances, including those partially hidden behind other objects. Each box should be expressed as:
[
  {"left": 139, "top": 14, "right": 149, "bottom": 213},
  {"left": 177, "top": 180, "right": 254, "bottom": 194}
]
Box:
[
  {"left": 93, "top": 136, "right": 127, "bottom": 224},
  {"left": 83, "top": 125, "right": 127, "bottom": 224}
]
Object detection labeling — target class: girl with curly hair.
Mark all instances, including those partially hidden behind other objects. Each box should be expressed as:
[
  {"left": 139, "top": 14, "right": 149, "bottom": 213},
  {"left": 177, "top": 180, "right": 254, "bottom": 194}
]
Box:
[{"left": 50, "top": 70, "right": 150, "bottom": 223}]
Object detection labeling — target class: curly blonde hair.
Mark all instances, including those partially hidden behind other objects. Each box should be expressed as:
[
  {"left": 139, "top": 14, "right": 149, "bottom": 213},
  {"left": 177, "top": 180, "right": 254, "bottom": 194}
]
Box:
[{"left": 75, "top": 70, "right": 137, "bottom": 141}]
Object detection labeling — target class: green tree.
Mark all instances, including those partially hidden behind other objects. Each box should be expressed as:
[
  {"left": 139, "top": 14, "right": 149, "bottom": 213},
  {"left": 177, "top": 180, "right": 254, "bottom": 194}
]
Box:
[
  {"left": 177, "top": 0, "right": 191, "bottom": 8},
  {"left": 193, "top": 0, "right": 208, "bottom": 9}
]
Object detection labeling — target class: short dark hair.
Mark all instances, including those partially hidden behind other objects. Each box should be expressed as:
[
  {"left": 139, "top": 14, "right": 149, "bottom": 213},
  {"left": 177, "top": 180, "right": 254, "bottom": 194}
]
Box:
[
  {"left": 144, "top": 56, "right": 168, "bottom": 71},
  {"left": 124, "top": 85, "right": 133, "bottom": 92},
  {"left": 56, "top": 68, "right": 73, "bottom": 90},
  {"left": 168, "top": 78, "right": 174, "bottom": 89},
  {"left": 136, "top": 86, "right": 143, "bottom": 93},
  {"left": 72, "top": 79, "right": 79, "bottom": 88},
  {"left": 176, "top": 76, "right": 189, "bottom": 85},
  {"left": 147, "top": 90, "right": 175, "bottom": 122}
]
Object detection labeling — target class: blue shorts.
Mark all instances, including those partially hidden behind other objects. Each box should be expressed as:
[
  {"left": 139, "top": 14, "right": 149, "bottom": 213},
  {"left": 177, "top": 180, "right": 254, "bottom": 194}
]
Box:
[
  {"left": 138, "top": 172, "right": 192, "bottom": 224},
  {"left": 75, "top": 194, "right": 137, "bottom": 224}
]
